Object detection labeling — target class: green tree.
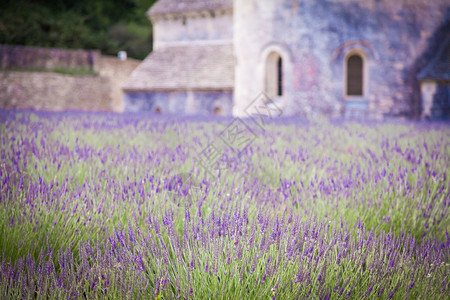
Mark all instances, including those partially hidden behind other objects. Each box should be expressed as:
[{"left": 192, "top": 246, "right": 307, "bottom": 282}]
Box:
[{"left": 0, "top": 0, "right": 158, "bottom": 59}]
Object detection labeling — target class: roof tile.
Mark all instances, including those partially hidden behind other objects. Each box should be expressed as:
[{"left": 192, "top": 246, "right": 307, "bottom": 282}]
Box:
[
  {"left": 148, "top": 0, "right": 232, "bottom": 16},
  {"left": 123, "top": 44, "right": 234, "bottom": 91}
]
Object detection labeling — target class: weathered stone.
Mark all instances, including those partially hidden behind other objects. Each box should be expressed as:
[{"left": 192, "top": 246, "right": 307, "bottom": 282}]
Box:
[
  {"left": 123, "top": 0, "right": 449, "bottom": 119},
  {"left": 0, "top": 45, "right": 99, "bottom": 71},
  {"left": 0, "top": 71, "right": 111, "bottom": 111},
  {"left": 0, "top": 45, "right": 140, "bottom": 112},
  {"left": 122, "top": 0, "right": 234, "bottom": 115},
  {"left": 234, "top": 0, "right": 449, "bottom": 119}
]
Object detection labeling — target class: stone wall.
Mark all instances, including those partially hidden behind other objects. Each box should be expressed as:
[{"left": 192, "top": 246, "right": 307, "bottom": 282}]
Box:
[
  {"left": 124, "top": 91, "right": 233, "bottom": 115},
  {"left": 0, "top": 71, "right": 111, "bottom": 111},
  {"left": 0, "top": 46, "right": 140, "bottom": 112},
  {"left": 0, "top": 45, "right": 99, "bottom": 71},
  {"left": 96, "top": 56, "right": 141, "bottom": 112},
  {"left": 233, "top": 0, "right": 450, "bottom": 119},
  {"left": 151, "top": 10, "right": 233, "bottom": 49}
]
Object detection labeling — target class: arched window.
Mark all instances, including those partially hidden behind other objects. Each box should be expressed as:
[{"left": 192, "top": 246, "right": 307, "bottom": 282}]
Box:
[
  {"left": 266, "top": 52, "right": 283, "bottom": 98},
  {"left": 277, "top": 56, "right": 283, "bottom": 96},
  {"left": 346, "top": 54, "right": 363, "bottom": 96}
]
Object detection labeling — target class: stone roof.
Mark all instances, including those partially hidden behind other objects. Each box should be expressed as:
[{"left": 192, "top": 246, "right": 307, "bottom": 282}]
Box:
[
  {"left": 123, "top": 44, "right": 234, "bottom": 92},
  {"left": 418, "top": 36, "right": 450, "bottom": 81},
  {"left": 148, "top": 0, "right": 232, "bottom": 16}
]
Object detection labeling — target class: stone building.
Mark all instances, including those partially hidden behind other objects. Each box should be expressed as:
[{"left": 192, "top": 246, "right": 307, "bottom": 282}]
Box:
[
  {"left": 123, "top": 0, "right": 234, "bottom": 115},
  {"left": 123, "top": 0, "right": 450, "bottom": 119}
]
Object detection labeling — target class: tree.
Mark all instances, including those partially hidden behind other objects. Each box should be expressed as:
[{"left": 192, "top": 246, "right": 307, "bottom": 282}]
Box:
[{"left": 0, "top": 0, "right": 158, "bottom": 59}]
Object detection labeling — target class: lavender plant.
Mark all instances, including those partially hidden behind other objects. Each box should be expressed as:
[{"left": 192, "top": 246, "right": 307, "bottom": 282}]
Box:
[{"left": 0, "top": 110, "right": 448, "bottom": 299}]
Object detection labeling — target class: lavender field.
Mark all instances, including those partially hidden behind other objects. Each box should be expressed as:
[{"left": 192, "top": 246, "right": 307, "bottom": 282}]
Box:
[{"left": 0, "top": 110, "right": 449, "bottom": 299}]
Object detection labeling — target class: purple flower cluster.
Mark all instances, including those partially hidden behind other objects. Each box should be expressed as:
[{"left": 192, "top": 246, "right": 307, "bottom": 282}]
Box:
[{"left": 0, "top": 110, "right": 448, "bottom": 299}]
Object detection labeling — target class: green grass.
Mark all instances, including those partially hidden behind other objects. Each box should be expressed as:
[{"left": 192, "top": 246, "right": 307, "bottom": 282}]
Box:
[{"left": 0, "top": 112, "right": 448, "bottom": 299}]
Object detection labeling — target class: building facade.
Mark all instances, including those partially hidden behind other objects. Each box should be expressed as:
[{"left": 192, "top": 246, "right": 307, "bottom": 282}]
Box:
[
  {"left": 123, "top": 0, "right": 234, "bottom": 116},
  {"left": 123, "top": 0, "right": 450, "bottom": 119}
]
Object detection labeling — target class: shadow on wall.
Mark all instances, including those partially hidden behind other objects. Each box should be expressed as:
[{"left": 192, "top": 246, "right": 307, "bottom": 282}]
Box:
[
  {"left": 430, "top": 85, "right": 450, "bottom": 120},
  {"left": 413, "top": 10, "right": 450, "bottom": 119}
]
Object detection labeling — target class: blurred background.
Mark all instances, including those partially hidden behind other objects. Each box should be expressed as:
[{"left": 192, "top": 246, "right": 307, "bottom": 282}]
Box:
[{"left": 0, "top": 0, "right": 157, "bottom": 60}]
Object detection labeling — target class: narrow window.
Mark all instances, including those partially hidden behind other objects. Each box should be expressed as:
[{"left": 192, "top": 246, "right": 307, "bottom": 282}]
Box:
[
  {"left": 266, "top": 52, "right": 283, "bottom": 98},
  {"left": 346, "top": 54, "right": 363, "bottom": 96},
  {"left": 277, "top": 56, "right": 283, "bottom": 96},
  {"left": 213, "top": 106, "right": 222, "bottom": 116}
]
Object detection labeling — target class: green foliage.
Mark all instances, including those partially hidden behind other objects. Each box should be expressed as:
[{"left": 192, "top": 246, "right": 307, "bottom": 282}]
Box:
[
  {"left": 0, "top": 0, "right": 158, "bottom": 59},
  {"left": 1, "top": 66, "right": 98, "bottom": 76},
  {"left": 107, "top": 22, "right": 152, "bottom": 60},
  {"left": 51, "top": 67, "right": 98, "bottom": 76}
]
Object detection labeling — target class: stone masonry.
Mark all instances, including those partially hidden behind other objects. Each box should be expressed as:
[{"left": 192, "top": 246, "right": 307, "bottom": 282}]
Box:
[
  {"left": 125, "top": 0, "right": 449, "bottom": 119},
  {"left": 0, "top": 45, "right": 140, "bottom": 112},
  {"left": 233, "top": 0, "right": 449, "bottom": 119}
]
